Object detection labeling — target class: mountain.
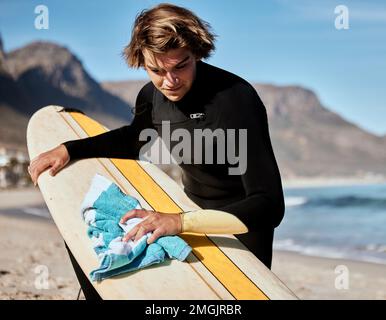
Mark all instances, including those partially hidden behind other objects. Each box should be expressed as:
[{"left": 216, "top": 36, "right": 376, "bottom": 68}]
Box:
[
  {"left": 101, "top": 80, "right": 386, "bottom": 179},
  {"left": 0, "top": 35, "right": 6, "bottom": 72},
  {"left": 254, "top": 84, "right": 386, "bottom": 178},
  {"left": 4, "top": 40, "right": 133, "bottom": 129},
  {"left": 0, "top": 36, "right": 30, "bottom": 151},
  {"left": 102, "top": 80, "right": 147, "bottom": 108}
]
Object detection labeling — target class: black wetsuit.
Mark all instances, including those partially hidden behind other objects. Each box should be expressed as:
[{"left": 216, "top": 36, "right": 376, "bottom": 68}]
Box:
[{"left": 63, "top": 61, "right": 285, "bottom": 299}]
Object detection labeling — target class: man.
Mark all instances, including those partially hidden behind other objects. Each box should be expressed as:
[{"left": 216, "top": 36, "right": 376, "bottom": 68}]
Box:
[{"left": 28, "top": 3, "right": 285, "bottom": 299}]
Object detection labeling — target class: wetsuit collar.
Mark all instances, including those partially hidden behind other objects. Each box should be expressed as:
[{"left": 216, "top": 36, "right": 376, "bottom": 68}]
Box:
[{"left": 174, "top": 60, "right": 203, "bottom": 106}]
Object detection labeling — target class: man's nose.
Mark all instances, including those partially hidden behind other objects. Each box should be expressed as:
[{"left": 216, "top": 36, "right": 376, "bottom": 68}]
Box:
[{"left": 164, "top": 71, "right": 179, "bottom": 87}]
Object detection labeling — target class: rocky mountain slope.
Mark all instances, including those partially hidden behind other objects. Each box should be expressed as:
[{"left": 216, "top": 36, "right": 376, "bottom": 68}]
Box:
[{"left": 1, "top": 38, "right": 134, "bottom": 152}]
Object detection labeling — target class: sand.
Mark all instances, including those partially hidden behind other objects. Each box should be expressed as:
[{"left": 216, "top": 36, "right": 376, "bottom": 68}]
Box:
[
  {"left": 272, "top": 251, "right": 386, "bottom": 300},
  {"left": 1, "top": 187, "right": 385, "bottom": 300}
]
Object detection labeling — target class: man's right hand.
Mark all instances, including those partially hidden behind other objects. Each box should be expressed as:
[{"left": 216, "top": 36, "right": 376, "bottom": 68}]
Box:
[{"left": 28, "top": 144, "right": 70, "bottom": 186}]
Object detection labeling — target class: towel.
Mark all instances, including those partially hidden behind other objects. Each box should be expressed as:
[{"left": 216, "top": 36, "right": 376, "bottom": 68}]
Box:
[{"left": 80, "top": 174, "right": 192, "bottom": 281}]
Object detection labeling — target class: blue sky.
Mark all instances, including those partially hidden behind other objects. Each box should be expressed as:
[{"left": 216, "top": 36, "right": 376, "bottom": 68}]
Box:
[{"left": 1, "top": 0, "right": 385, "bottom": 135}]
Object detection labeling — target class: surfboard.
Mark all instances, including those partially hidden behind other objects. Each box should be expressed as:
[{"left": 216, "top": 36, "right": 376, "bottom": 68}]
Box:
[{"left": 26, "top": 105, "right": 297, "bottom": 300}]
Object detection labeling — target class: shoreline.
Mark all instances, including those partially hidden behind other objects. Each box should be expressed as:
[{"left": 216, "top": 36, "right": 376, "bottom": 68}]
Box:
[
  {"left": 2, "top": 174, "right": 386, "bottom": 195},
  {"left": 282, "top": 177, "right": 386, "bottom": 189}
]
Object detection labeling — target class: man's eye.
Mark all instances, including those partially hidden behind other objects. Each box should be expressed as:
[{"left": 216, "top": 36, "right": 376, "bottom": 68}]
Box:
[
  {"left": 175, "top": 64, "right": 187, "bottom": 70},
  {"left": 151, "top": 69, "right": 160, "bottom": 74}
]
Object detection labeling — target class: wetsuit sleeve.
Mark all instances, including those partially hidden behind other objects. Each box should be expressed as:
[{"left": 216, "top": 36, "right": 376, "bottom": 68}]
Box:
[
  {"left": 216, "top": 85, "right": 285, "bottom": 230},
  {"left": 63, "top": 84, "right": 154, "bottom": 161}
]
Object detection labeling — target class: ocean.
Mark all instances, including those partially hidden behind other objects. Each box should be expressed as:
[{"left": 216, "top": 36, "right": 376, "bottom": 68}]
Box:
[
  {"left": 275, "top": 183, "right": 386, "bottom": 265},
  {"left": 2, "top": 183, "right": 386, "bottom": 265}
]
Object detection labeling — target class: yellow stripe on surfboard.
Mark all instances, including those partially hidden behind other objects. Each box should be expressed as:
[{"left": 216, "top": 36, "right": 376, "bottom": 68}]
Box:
[{"left": 68, "top": 111, "right": 269, "bottom": 300}]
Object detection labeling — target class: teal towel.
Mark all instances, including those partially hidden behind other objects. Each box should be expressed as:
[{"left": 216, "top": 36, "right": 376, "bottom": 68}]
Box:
[{"left": 80, "top": 174, "right": 192, "bottom": 282}]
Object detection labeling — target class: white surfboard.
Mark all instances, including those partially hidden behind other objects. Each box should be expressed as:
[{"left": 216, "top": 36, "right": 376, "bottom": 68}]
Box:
[{"left": 26, "top": 105, "right": 297, "bottom": 300}]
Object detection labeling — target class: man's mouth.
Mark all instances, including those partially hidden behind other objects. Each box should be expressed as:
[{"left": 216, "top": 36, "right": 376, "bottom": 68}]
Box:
[{"left": 164, "top": 85, "right": 182, "bottom": 92}]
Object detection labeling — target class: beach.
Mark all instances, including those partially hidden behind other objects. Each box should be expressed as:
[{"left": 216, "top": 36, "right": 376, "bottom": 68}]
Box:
[{"left": 1, "top": 187, "right": 386, "bottom": 300}]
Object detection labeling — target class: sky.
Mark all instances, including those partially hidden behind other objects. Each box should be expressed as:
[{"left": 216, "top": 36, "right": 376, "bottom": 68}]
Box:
[{"left": 1, "top": 0, "right": 385, "bottom": 136}]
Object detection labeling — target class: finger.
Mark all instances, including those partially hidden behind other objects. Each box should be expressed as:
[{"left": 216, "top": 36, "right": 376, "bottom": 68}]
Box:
[
  {"left": 122, "top": 224, "right": 141, "bottom": 242},
  {"left": 123, "top": 223, "right": 150, "bottom": 242},
  {"left": 30, "top": 159, "right": 50, "bottom": 184},
  {"left": 49, "top": 162, "right": 62, "bottom": 176},
  {"left": 30, "top": 166, "right": 43, "bottom": 185},
  {"left": 134, "top": 223, "right": 153, "bottom": 242},
  {"left": 120, "top": 209, "right": 149, "bottom": 224},
  {"left": 29, "top": 156, "right": 40, "bottom": 166},
  {"left": 29, "top": 155, "right": 45, "bottom": 169},
  {"left": 147, "top": 228, "right": 164, "bottom": 244},
  {"left": 29, "top": 164, "right": 40, "bottom": 185}
]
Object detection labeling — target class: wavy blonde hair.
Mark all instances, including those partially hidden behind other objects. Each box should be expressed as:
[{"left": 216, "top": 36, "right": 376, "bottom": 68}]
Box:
[{"left": 123, "top": 3, "right": 216, "bottom": 68}]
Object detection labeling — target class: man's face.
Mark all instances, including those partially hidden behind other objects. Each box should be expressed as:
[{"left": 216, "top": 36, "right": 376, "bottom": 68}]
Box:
[{"left": 143, "top": 48, "right": 198, "bottom": 102}]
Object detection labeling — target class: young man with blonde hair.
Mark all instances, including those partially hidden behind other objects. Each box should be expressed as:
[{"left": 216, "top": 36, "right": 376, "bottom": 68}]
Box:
[{"left": 29, "top": 3, "right": 285, "bottom": 299}]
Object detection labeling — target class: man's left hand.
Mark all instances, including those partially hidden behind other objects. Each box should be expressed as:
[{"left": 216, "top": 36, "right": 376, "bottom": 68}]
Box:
[{"left": 120, "top": 209, "right": 182, "bottom": 244}]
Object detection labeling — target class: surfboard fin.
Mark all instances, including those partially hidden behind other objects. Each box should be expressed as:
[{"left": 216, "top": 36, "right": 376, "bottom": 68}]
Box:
[{"left": 180, "top": 210, "right": 248, "bottom": 235}]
